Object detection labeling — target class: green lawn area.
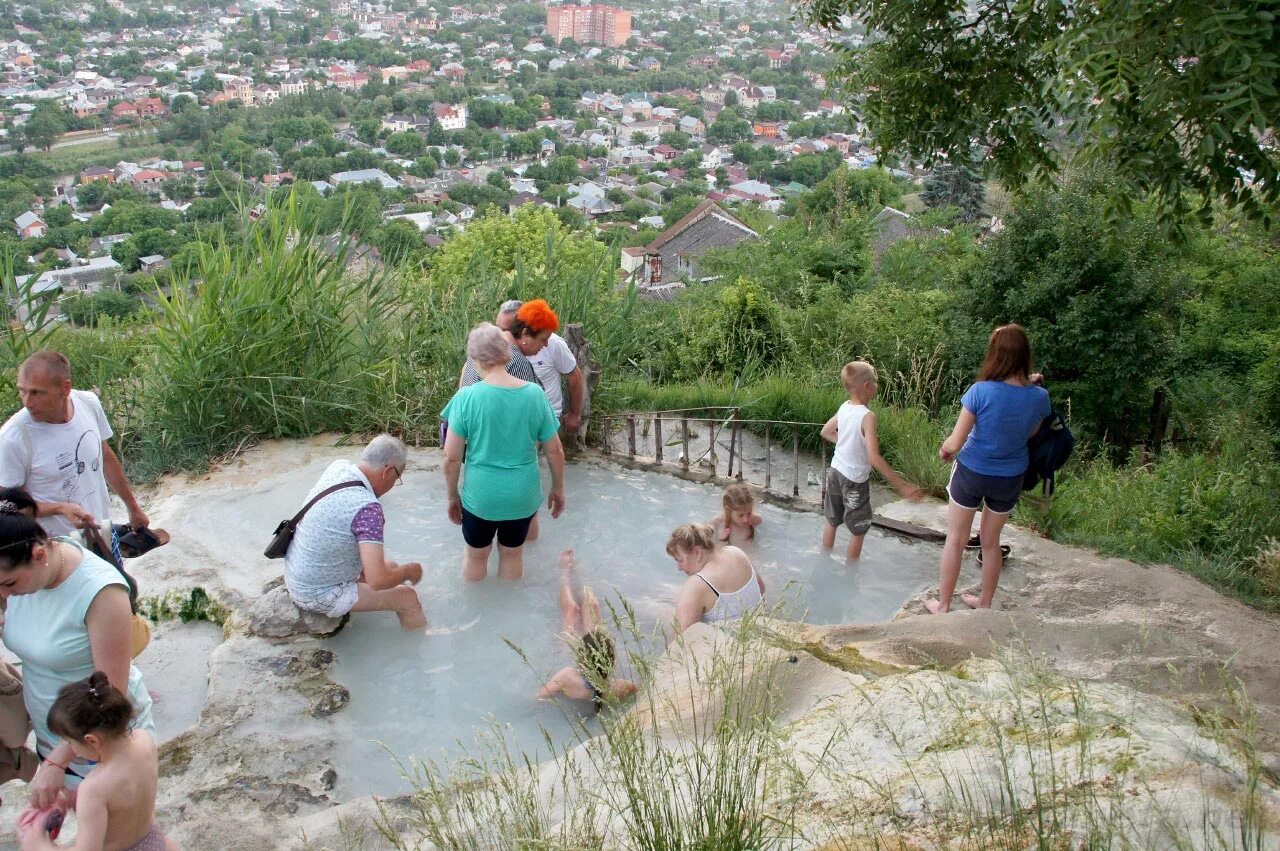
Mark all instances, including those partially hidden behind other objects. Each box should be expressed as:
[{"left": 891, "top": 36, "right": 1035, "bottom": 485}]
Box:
[{"left": 30, "top": 139, "right": 188, "bottom": 178}]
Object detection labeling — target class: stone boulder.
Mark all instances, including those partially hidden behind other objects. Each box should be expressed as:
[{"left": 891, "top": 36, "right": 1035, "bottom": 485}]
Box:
[{"left": 244, "top": 585, "right": 345, "bottom": 639}]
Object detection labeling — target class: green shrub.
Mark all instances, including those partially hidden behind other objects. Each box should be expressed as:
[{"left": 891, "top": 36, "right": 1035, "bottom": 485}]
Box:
[{"left": 1020, "top": 437, "right": 1280, "bottom": 609}]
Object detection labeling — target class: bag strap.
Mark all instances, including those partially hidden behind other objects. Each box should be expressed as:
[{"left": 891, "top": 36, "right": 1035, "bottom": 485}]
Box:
[
  {"left": 290, "top": 481, "right": 367, "bottom": 526},
  {"left": 82, "top": 524, "right": 139, "bottom": 613}
]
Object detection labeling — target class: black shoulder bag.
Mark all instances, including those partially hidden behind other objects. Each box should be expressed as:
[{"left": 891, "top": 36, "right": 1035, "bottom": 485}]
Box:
[{"left": 264, "top": 481, "right": 366, "bottom": 559}]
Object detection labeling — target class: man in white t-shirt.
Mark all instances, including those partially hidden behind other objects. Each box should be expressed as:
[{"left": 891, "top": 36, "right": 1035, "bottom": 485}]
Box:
[
  {"left": 0, "top": 351, "right": 149, "bottom": 549},
  {"left": 495, "top": 300, "right": 584, "bottom": 431}
]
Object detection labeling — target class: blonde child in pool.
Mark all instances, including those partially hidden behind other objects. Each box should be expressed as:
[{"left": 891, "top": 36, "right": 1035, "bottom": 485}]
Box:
[
  {"left": 710, "top": 482, "right": 762, "bottom": 545},
  {"left": 537, "top": 549, "right": 637, "bottom": 711},
  {"left": 19, "top": 671, "right": 177, "bottom": 851},
  {"left": 821, "top": 361, "right": 924, "bottom": 560}
]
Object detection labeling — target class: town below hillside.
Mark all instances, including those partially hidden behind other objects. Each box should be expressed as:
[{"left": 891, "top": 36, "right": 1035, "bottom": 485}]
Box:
[{"left": 0, "top": 0, "right": 978, "bottom": 322}]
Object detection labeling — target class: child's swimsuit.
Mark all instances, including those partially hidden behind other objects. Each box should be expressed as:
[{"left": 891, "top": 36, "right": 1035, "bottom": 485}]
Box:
[
  {"left": 572, "top": 629, "right": 612, "bottom": 711},
  {"left": 122, "top": 823, "right": 170, "bottom": 851}
]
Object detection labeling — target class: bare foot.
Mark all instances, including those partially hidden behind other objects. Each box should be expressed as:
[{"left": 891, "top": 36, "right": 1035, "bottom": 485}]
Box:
[
  {"left": 559, "top": 548, "right": 575, "bottom": 573},
  {"left": 399, "top": 606, "right": 428, "bottom": 630},
  {"left": 924, "top": 598, "right": 949, "bottom": 615},
  {"left": 961, "top": 593, "right": 988, "bottom": 610}
]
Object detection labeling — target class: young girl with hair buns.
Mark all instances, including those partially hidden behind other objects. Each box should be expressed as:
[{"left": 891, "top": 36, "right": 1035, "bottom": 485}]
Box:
[{"left": 18, "top": 672, "right": 176, "bottom": 851}]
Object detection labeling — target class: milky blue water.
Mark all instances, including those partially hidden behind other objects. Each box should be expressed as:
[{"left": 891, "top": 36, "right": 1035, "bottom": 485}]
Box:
[{"left": 325, "top": 461, "right": 940, "bottom": 797}]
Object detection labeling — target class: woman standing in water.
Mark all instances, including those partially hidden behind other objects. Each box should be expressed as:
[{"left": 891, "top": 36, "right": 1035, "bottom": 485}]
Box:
[{"left": 442, "top": 323, "right": 565, "bottom": 581}]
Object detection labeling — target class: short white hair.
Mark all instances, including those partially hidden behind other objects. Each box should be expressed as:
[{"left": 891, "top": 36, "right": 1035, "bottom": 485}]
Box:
[
  {"left": 467, "top": 322, "right": 510, "bottom": 368},
  {"left": 361, "top": 433, "right": 407, "bottom": 469}
]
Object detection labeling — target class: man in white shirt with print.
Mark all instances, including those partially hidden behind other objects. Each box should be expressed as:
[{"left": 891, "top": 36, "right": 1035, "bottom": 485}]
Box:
[{"left": 0, "top": 351, "right": 149, "bottom": 562}]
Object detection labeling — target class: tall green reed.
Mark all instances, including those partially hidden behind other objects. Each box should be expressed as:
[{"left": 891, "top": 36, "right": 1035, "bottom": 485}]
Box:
[{"left": 142, "top": 190, "right": 408, "bottom": 469}]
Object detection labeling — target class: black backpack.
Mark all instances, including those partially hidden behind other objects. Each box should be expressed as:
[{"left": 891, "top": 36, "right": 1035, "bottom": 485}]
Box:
[{"left": 1023, "top": 408, "right": 1074, "bottom": 496}]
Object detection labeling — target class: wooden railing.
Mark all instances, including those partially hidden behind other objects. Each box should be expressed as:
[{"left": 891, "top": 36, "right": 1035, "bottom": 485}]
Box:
[{"left": 599, "top": 407, "right": 829, "bottom": 504}]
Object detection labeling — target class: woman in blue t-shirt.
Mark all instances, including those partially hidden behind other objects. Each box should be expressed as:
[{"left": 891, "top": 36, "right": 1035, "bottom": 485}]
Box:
[{"left": 927, "top": 324, "right": 1050, "bottom": 614}]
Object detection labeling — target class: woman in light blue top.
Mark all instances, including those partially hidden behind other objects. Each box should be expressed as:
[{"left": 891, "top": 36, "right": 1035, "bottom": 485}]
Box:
[
  {"left": 928, "top": 324, "right": 1050, "bottom": 614},
  {"left": 0, "top": 489, "right": 153, "bottom": 810},
  {"left": 443, "top": 322, "right": 566, "bottom": 582}
]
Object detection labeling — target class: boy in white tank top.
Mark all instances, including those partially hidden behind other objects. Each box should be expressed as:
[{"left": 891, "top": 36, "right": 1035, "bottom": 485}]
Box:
[{"left": 820, "top": 361, "right": 923, "bottom": 559}]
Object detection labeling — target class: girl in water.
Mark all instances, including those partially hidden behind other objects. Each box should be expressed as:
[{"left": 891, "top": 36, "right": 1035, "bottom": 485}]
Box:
[
  {"left": 710, "top": 483, "right": 763, "bottom": 545},
  {"left": 537, "top": 549, "right": 637, "bottom": 711}
]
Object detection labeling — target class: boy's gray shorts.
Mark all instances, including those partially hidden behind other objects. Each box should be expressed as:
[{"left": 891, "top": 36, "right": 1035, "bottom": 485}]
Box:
[{"left": 824, "top": 467, "right": 872, "bottom": 535}]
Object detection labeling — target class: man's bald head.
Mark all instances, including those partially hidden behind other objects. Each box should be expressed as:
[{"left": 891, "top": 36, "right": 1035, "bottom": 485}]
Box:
[{"left": 18, "top": 350, "right": 71, "bottom": 384}]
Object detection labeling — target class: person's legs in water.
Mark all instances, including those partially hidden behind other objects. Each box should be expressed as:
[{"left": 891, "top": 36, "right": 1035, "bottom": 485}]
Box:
[
  {"left": 494, "top": 514, "right": 535, "bottom": 580},
  {"left": 558, "top": 549, "right": 584, "bottom": 635},
  {"left": 497, "top": 545, "right": 524, "bottom": 580},
  {"left": 463, "top": 544, "right": 491, "bottom": 581},
  {"left": 526, "top": 513, "right": 540, "bottom": 542},
  {"left": 350, "top": 583, "right": 426, "bottom": 629},
  {"left": 963, "top": 507, "right": 1012, "bottom": 609},
  {"left": 927, "top": 500, "right": 977, "bottom": 614},
  {"left": 460, "top": 507, "right": 500, "bottom": 580}
]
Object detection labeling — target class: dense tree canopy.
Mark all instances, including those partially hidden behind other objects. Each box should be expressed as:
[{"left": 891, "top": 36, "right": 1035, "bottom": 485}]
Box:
[{"left": 797, "top": 0, "right": 1280, "bottom": 231}]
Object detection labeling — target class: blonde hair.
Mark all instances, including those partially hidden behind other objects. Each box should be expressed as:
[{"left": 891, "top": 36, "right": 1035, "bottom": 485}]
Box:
[
  {"left": 722, "top": 482, "right": 754, "bottom": 512},
  {"left": 466, "top": 322, "right": 510, "bottom": 368},
  {"left": 666, "top": 522, "right": 717, "bottom": 557},
  {"left": 841, "top": 360, "right": 877, "bottom": 392}
]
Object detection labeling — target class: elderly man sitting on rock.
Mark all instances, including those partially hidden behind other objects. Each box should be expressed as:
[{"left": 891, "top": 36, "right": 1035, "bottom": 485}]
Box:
[{"left": 283, "top": 434, "right": 427, "bottom": 630}]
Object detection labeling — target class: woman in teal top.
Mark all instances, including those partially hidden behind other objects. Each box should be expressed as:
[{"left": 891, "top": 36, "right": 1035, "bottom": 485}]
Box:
[
  {"left": 443, "top": 322, "right": 566, "bottom": 581},
  {"left": 0, "top": 489, "right": 154, "bottom": 810}
]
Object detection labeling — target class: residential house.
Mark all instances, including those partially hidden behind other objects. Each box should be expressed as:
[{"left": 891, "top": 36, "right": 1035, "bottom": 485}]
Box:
[
  {"left": 622, "top": 99, "right": 653, "bottom": 120},
  {"left": 80, "top": 165, "right": 115, "bottom": 185},
  {"left": 432, "top": 101, "right": 467, "bottom": 130},
  {"left": 608, "top": 146, "right": 654, "bottom": 166},
  {"left": 15, "top": 256, "right": 121, "bottom": 302},
  {"left": 736, "top": 86, "right": 764, "bottom": 110},
  {"left": 618, "top": 119, "right": 671, "bottom": 144},
  {"left": 752, "top": 120, "right": 782, "bottom": 139},
  {"left": 678, "top": 115, "right": 705, "bottom": 137},
  {"left": 566, "top": 194, "right": 619, "bottom": 217},
  {"left": 629, "top": 200, "right": 759, "bottom": 289},
  {"left": 726, "top": 179, "right": 779, "bottom": 204},
  {"left": 126, "top": 168, "right": 169, "bottom": 194},
  {"left": 109, "top": 100, "right": 140, "bottom": 123},
  {"left": 870, "top": 206, "right": 950, "bottom": 258},
  {"left": 699, "top": 145, "right": 724, "bottom": 171},
  {"left": 87, "top": 233, "right": 131, "bottom": 256},
  {"left": 653, "top": 144, "right": 680, "bottom": 161},
  {"left": 386, "top": 211, "right": 435, "bottom": 231},
  {"left": 382, "top": 113, "right": 432, "bottom": 133},
  {"left": 280, "top": 75, "right": 311, "bottom": 97},
  {"left": 438, "top": 62, "right": 466, "bottom": 82},
  {"left": 331, "top": 168, "right": 400, "bottom": 189},
  {"left": 506, "top": 192, "right": 554, "bottom": 213},
  {"left": 14, "top": 211, "right": 46, "bottom": 239}
]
